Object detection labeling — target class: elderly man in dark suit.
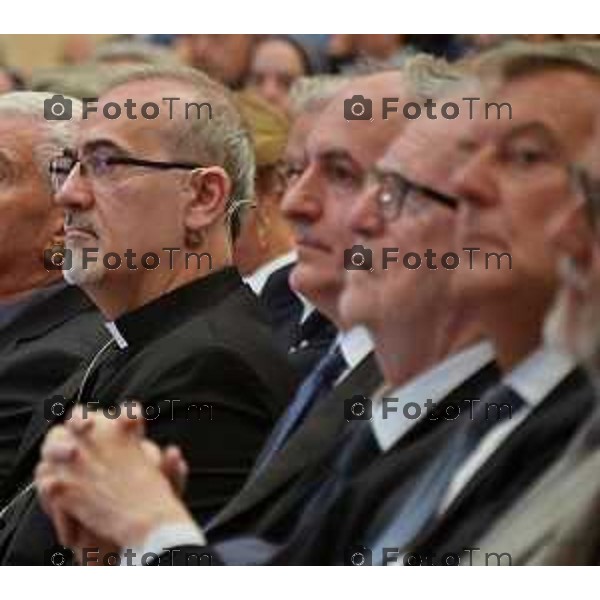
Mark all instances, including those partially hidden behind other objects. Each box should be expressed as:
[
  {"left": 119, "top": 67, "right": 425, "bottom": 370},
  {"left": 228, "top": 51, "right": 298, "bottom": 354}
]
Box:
[
  {"left": 0, "top": 65, "right": 297, "bottom": 565},
  {"left": 465, "top": 108, "right": 600, "bottom": 566},
  {"left": 32, "top": 61, "right": 506, "bottom": 566},
  {"left": 0, "top": 92, "right": 107, "bottom": 498}
]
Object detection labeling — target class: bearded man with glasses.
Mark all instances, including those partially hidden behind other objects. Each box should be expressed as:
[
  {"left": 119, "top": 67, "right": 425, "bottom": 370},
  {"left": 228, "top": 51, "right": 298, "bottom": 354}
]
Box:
[{"left": 0, "top": 66, "right": 297, "bottom": 566}]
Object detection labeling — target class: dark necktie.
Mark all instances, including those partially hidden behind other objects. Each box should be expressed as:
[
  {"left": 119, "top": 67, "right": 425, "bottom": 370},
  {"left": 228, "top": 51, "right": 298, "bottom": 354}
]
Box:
[
  {"left": 250, "top": 342, "right": 347, "bottom": 478},
  {"left": 366, "top": 384, "right": 525, "bottom": 560},
  {"left": 260, "top": 264, "right": 303, "bottom": 333}
]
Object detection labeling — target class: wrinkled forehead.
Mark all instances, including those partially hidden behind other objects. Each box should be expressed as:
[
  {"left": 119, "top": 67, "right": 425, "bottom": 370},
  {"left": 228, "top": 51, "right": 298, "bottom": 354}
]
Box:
[
  {"left": 307, "top": 74, "right": 410, "bottom": 166},
  {"left": 457, "top": 72, "right": 600, "bottom": 158},
  {"left": 380, "top": 110, "right": 472, "bottom": 186}
]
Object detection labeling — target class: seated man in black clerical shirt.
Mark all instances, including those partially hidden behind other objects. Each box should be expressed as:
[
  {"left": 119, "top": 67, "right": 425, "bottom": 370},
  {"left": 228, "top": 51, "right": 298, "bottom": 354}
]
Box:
[{"left": 0, "top": 66, "right": 297, "bottom": 565}]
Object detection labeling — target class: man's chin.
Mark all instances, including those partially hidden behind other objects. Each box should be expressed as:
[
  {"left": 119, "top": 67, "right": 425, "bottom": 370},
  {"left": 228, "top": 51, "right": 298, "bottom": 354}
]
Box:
[
  {"left": 63, "top": 266, "right": 104, "bottom": 287},
  {"left": 339, "top": 288, "right": 374, "bottom": 331}
]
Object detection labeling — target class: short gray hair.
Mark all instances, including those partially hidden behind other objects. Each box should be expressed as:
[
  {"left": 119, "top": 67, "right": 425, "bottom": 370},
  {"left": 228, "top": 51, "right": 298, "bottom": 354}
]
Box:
[
  {"left": 402, "top": 53, "right": 471, "bottom": 102},
  {"left": 290, "top": 75, "right": 353, "bottom": 116},
  {"left": 0, "top": 91, "right": 81, "bottom": 184},
  {"left": 99, "top": 65, "right": 254, "bottom": 242},
  {"left": 468, "top": 40, "right": 600, "bottom": 84}
]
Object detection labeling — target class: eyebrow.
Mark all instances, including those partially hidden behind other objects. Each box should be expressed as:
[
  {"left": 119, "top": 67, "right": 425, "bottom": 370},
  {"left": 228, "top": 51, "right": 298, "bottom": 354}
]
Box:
[
  {"left": 79, "top": 139, "right": 131, "bottom": 157},
  {"left": 457, "top": 121, "right": 564, "bottom": 156},
  {"left": 316, "top": 148, "right": 361, "bottom": 168},
  {"left": 500, "top": 121, "right": 563, "bottom": 149}
]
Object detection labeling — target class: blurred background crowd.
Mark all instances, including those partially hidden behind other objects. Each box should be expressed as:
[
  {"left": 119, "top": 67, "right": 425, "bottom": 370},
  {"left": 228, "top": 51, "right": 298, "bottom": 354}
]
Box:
[
  {"left": 3, "top": 32, "right": 600, "bottom": 567},
  {"left": 1, "top": 34, "right": 599, "bottom": 108}
]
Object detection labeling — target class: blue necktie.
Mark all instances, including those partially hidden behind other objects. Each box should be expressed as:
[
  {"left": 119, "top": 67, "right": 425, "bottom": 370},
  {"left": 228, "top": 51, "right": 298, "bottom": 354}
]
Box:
[
  {"left": 251, "top": 343, "right": 347, "bottom": 477},
  {"left": 366, "top": 384, "right": 525, "bottom": 562}
]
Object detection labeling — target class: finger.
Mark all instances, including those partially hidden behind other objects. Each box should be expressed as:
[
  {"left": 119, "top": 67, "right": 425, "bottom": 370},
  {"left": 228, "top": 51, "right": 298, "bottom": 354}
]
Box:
[
  {"left": 162, "top": 445, "right": 188, "bottom": 496},
  {"left": 140, "top": 439, "right": 162, "bottom": 467},
  {"left": 52, "top": 507, "right": 79, "bottom": 549},
  {"left": 118, "top": 399, "right": 146, "bottom": 437},
  {"left": 67, "top": 406, "right": 95, "bottom": 437},
  {"left": 41, "top": 432, "right": 80, "bottom": 463}
]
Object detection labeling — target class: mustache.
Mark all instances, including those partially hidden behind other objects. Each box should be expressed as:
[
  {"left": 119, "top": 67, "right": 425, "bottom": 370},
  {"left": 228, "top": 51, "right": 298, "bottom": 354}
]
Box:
[{"left": 64, "top": 211, "right": 98, "bottom": 235}]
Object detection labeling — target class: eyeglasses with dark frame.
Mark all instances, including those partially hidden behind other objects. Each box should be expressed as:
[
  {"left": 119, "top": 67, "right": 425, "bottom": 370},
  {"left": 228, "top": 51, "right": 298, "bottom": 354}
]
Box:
[
  {"left": 48, "top": 148, "right": 206, "bottom": 192},
  {"left": 369, "top": 168, "right": 459, "bottom": 222}
]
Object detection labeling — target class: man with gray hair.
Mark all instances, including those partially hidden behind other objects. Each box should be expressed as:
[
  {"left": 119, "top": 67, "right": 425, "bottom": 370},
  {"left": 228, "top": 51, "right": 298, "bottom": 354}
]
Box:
[
  {"left": 0, "top": 92, "right": 107, "bottom": 497},
  {"left": 0, "top": 67, "right": 297, "bottom": 565}
]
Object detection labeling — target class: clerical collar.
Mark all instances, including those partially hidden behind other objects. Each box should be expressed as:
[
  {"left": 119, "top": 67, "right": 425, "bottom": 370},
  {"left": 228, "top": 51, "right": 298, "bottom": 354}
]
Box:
[{"left": 105, "top": 267, "right": 242, "bottom": 349}]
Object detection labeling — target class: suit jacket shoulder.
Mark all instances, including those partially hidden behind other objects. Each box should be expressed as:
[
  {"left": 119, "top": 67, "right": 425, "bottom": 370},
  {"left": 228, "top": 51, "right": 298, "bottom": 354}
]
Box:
[{"left": 208, "top": 353, "right": 382, "bottom": 539}]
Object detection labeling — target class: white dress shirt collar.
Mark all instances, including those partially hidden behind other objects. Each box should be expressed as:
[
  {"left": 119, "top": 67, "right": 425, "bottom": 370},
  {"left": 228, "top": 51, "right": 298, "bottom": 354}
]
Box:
[
  {"left": 504, "top": 344, "right": 576, "bottom": 408},
  {"left": 337, "top": 326, "right": 374, "bottom": 371},
  {"left": 243, "top": 250, "right": 297, "bottom": 296},
  {"left": 372, "top": 340, "right": 495, "bottom": 452}
]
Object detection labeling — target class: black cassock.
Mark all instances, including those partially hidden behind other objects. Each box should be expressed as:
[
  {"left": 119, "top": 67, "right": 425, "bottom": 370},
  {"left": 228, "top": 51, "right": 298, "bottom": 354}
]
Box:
[{"left": 0, "top": 267, "right": 298, "bottom": 565}]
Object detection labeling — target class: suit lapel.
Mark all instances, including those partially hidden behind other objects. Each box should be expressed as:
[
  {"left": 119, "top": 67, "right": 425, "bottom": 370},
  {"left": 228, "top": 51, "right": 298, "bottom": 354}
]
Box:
[
  {"left": 209, "top": 353, "right": 382, "bottom": 530},
  {"left": 0, "top": 284, "right": 94, "bottom": 346},
  {"left": 413, "top": 367, "right": 594, "bottom": 551},
  {"left": 3, "top": 361, "right": 90, "bottom": 502}
]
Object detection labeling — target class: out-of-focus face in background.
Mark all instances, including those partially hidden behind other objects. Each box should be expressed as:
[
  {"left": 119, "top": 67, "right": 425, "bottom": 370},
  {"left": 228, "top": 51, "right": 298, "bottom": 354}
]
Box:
[
  {"left": 0, "top": 70, "right": 14, "bottom": 94},
  {"left": 544, "top": 128, "right": 600, "bottom": 362},
  {"left": 246, "top": 37, "right": 310, "bottom": 113},
  {"left": 281, "top": 73, "right": 411, "bottom": 319},
  {"left": 0, "top": 117, "right": 62, "bottom": 280},
  {"left": 340, "top": 115, "right": 463, "bottom": 336},
  {"left": 450, "top": 69, "right": 600, "bottom": 332},
  {"left": 176, "top": 34, "right": 255, "bottom": 87},
  {"left": 62, "top": 34, "right": 96, "bottom": 65},
  {"left": 329, "top": 34, "right": 406, "bottom": 64}
]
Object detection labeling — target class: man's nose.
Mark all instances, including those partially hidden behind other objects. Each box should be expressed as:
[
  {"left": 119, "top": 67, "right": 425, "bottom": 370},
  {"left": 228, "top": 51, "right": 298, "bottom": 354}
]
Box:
[
  {"left": 54, "top": 163, "right": 94, "bottom": 211},
  {"left": 348, "top": 183, "right": 384, "bottom": 240},
  {"left": 449, "top": 149, "right": 498, "bottom": 209},
  {"left": 281, "top": 164, "right": 323, "bottom": 224}
]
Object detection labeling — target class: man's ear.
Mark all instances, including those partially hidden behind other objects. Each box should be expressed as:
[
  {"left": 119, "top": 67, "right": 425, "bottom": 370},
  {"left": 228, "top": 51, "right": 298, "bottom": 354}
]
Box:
[{"left": 184, "top": 167, "right": 232, "bottom": 233}]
